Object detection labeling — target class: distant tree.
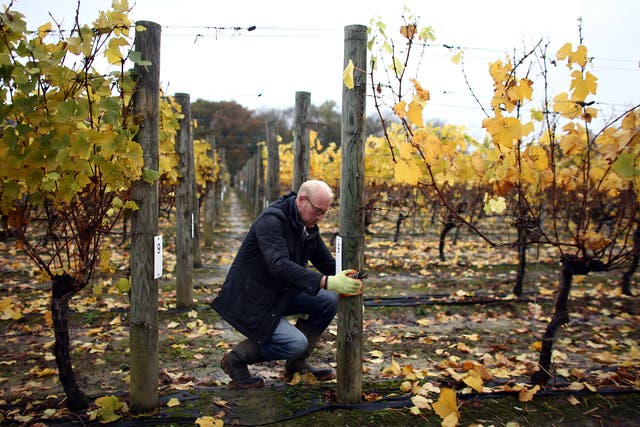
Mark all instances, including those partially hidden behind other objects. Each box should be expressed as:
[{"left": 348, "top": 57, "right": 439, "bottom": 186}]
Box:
[{"left": 191, "top": 100, "right": 265, "bottom": 176}]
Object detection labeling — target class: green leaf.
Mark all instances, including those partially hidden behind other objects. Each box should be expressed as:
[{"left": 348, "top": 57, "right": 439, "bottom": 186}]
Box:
[
  {"left": 142, "top": 167, "right": 160, "bottom": 184},
  {"left": 612, "top": 152, "right": 638, "bottom": 179},
  {"left": 116, "top": 277, "right": 130, "bottom": 293},
  {"left": 123, "top": 200, "right": 139, "bottom": 211},
  {"left": 94, "top": 395, "right": 122, "bottom": 423},
  {"left": 129, "top": 50, "right": 152, "bottom": 67}
]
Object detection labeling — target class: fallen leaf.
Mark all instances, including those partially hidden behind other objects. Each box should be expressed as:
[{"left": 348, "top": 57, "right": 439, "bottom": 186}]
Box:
[
  {"left": 432, "top": 388, "right": 460, "bottom": 426},
  {"left": 463, "top": 375, "right": 483, "bottom": 393},
  {"left": 518, "top": 385, "right": 540, "bottom": 402},
  {"left": 567, "top": 395, "right": 580, "bottom": 406}
]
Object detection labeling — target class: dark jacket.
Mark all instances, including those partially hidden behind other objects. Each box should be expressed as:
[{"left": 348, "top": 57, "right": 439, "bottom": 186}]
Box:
[{"left": 210, "top": 192, "right": 336, "bottom": 344}]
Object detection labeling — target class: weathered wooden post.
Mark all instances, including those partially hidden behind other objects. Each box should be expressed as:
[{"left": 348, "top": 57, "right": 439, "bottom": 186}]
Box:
[
  {"left": 174, "top": 93, "right": 194, "bottom": 308},
  {"left": 336, "top": 24, "right": 367, "bottom": 404},
  {"left": 192, "top": 176, "right": 203, "bottom": 268},
  {"left": 252, "top": 148, "right": 264, "bottom": 218},
  {"left": 266, "top": 118, "right": 280, "bottom": 202},
  {"left": 293, "top": 91, "right": 311, "bottom": 191},
  {"left": 129, "top": 20, "right": 161, "bottom": 413},
  {"left": 203, "top": 137, "right": 217, "bottom": 247}
]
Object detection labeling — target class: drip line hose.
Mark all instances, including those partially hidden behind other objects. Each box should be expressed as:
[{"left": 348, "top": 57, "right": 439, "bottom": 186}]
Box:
[{"left": 24, "top": 386, "right": 640, "bottom": 427}]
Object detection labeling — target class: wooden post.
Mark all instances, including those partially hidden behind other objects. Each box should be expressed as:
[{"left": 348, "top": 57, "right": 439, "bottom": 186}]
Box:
[
  {"left": 336, "top": 24, "right": 367, "bottom": 405},
  {"left": 174, "top": 93, "right": 194, "bottom": 308},
  {"left": 129, "top": 20, "right": 161, "bottom": 413},
  {"left": 293, "top": 91, "right": 310, "bottom": 191},
  {"left": 203, "top": 137, "right": 216, "bottom": 247},
  {"left": 265, "top": 119, "right": 280, "bottom": 203},
  {"left": 192, "top": 189, "right": 203, "bottom": 268},
  {"left": 253, "top": 148, "right": 264, "bottom": 217}
]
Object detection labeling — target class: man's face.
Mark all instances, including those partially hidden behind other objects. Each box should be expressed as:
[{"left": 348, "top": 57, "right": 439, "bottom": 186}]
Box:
[{"left": 299, "top": 192, "right": 332, "bottom": 228}]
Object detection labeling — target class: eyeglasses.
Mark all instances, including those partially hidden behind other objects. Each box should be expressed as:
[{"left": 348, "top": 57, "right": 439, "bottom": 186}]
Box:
[{"left": 306, "top": 197, "right": 330, "bottom": 216}]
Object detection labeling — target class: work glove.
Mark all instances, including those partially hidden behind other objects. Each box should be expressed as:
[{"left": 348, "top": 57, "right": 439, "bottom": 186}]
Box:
[{"left": 327, "top": 269, "right": 363, "bottom": 296}]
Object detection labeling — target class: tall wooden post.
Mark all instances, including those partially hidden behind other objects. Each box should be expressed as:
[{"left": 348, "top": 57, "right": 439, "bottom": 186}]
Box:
[
  {"left": 174, "top": 93, "right": 194, "bottom": 308},
  {"left": 293, "top": 91, "right": 310, "bottom": 191},
  {"left": 129, "top": 20, "right": 161, "bottom": 413},
  {"left": 192, "top": 185, "right": 203, "bottom": 268},
  {"left": 203, "top": 137, "right": 217, "bottom": 247},
  {"left": 253, "top": 148, "right": 264, "bottom": 217},
  {"left": 266, "top": 119, "right": 280, "bottom": 203},
  {"left": 336, "top": 24, "right": 367, "bottom": 404}
]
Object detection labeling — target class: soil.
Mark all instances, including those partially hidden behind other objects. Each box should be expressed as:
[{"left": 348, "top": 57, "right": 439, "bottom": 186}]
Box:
[{"left": 0, "top": 189, "right": 638, "bottom": 426}]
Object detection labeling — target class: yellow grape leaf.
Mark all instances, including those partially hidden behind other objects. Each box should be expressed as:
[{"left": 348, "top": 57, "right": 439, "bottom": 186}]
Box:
[
  {"left": 568, "top": 395, "right": 581, "bottom": 406},
  {"left": 515, "top": 78, "right": 534, "bottom": 101},
  {"left": 394, "top": 159, "right": 422, "bottom": 186},
  {"left": 393, "top": 100, "right": 407, "bottom": 119},
  {"left": 167, "top": 397, "right": 180, "bottom": 407},
  {"left": 571, "top": 44, "right": 588, "bottom": 67},
  {"left": 569, "top": 382, "right": 585, "bottom": 391},
  {"left": 451, "top": 50, "right": 464, "bottom": 65},
  {"left": 518, "top": 385, "right": 540, "bottom": 402},
  {"left": 621, "top": 111, "right": 636, "bottom": 129},
  {"left": 105, "top": 37, "right": 128, "bottom": 64},
  {"left": 570, "top": 70, "right": 598, "bottom": 101},
  {"left": 381, "top": 357, "right": 402, "bottom": 376},
  {"left": 99, "top": 246, "right": 115, "bottom": 274},
  {"left": 410, "top": 78, "right": 430, "bottom": 101},
  {"left": 463, "top": 375, "right": 483, "bottom": 392},
  {"left": 93, "top": 395, "right": 123, "bottom": 423},
  {"left": 559, "top": 133, "right": 583, "bottom": 155},
  {"left": 407, "top": 100, "right": 424, "bottom": 128},
  {"left": 400, "top": 380, "right": 414, "bottom": 392},
  {"left": 531, "top": 108, "right": 544, "bottom": 121},
  {"left": 400, "top": 24, "right": 417, "bottom": 39},
  {"left": 527, "top": 146, "right": 548, "bottom": 170},
  {"left": 37, "top": 22, "right": 52, "bottom": 39},
  {"left": 35, "top": 367, "right": 57, "bottom": 377},
  {"left": 0, "top": 297, "right": 22, "bottom": 320},
  {"left": 432, "top": 388, "right": 460, "bottom": 426},
  {"left": 442, "top": 412, "right": 460, "bottom": 427},
  {"left": 553, "top": 92, "right": 581, "bottom": 119},
  {"left": 411, "top": 394, "right": 431, "bottom": 410},
  {"left": 483, "top": 194, "right": 506, "bottom": 215},
  {"left": 343, "top": 59, "right": 355, "bottom": 90},
  {"left": 196, "top": 416, "right": 224, "bottom": 427},
  {"left": 556, "top": 43, "right": 588, "bottom": 67}
]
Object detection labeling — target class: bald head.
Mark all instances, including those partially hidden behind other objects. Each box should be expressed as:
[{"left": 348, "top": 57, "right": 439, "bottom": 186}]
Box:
[{"left": 298, "top": 180, "right": 334, "bottom": 200}]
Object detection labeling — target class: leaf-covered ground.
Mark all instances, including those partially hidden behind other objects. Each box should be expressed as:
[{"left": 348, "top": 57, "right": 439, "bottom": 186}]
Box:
[{"left": 0, "top": 190, "right": 638, "bottom": 426}]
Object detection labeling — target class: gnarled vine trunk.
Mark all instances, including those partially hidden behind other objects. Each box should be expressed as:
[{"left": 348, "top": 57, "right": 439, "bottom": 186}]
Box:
[
  {"left": 620, "top": 225, "right": 639, "bottom": 296},
  {"left": 51, "top": 273, "right": 89, "bottom": 411},
  {"left": 532, "top": 255, "right": 606, "bottom": 385},
  {"left": 513, "top": 226, "right": 527, "bottom": 296},
  {"left": 438, "top": 220, "right": 456, "bottom": 261}
]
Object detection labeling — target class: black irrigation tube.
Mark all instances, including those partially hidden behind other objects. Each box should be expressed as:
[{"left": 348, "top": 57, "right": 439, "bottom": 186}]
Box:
[
  {"left": 23, "top": 386, "right": 640, "bottom": 427},
  {"left": 363, "top": 291, "right": 550, "bottom": 307}
]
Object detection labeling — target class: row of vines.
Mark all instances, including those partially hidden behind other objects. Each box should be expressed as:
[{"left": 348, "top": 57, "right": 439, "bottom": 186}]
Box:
[{"left": 0, "top": 0, "right": 637, "bottom": 422}]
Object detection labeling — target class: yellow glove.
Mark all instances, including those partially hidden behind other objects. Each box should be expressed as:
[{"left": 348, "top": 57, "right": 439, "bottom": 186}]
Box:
[{"left": 327, "top": 269, "right": 363, "bottom": 296}]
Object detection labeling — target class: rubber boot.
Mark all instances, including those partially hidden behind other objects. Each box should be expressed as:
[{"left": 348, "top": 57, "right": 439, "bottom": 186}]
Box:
[
  {"left": 221, "top": 339, "right": 264, "bottom": 389},
  {"left": 284, "top": 319, "right": 335, "bottom": 381}
]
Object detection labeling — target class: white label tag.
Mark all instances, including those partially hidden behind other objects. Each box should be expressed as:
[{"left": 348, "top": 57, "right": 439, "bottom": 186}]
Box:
[
  {"left": 335, "top": 236, "right": 342, "bottom": 274},
  {"left": 191, "top": 213, "right": 195, "bottom": 238},
  {"left": 154, "top": 235, "right": 163, "bottom": 279}
]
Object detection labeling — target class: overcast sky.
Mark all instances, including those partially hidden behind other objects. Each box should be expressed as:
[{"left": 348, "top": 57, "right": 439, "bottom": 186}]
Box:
[{"left": 11, "top": 0, "right": 640, "bottom": 139}]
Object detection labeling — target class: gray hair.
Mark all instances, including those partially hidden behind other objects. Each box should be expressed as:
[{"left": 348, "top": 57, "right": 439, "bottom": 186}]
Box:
[{"left": 298, "top": 180, "right": 334, "bottom": 200}]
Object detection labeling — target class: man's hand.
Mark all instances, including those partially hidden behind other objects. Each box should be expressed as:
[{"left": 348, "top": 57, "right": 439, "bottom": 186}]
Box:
[{"left": 327, "top": 269, "right": 363, "bottom": 296}]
